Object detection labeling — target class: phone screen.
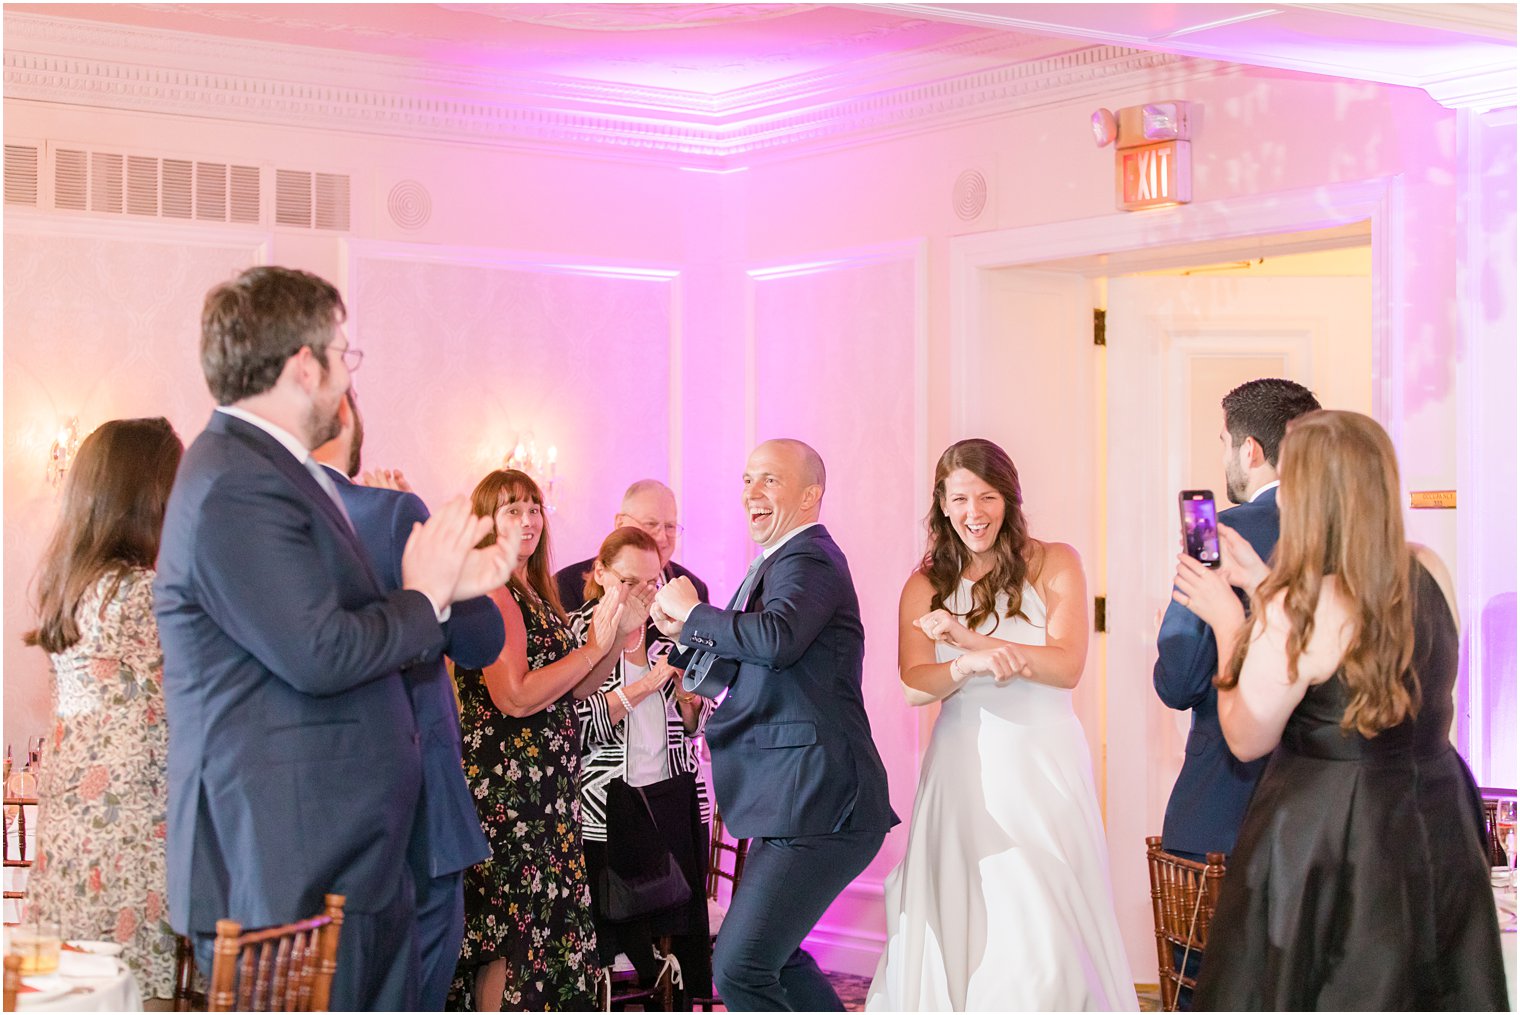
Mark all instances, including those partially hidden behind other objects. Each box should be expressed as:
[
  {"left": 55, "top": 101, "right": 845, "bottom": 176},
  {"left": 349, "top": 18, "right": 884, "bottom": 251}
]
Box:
[{"left": 1180, "top": 492, "right": 1222, "bottom": 568}]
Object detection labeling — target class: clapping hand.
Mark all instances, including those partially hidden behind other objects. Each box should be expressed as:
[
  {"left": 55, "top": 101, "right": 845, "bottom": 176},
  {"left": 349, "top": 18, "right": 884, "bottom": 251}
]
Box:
[
  {"left": 401, "top": 497, "right": 500, "bottom": 608},
  {"left": 453, "top": 511, "right": 521, "bottom": 603},
  {"left": 618, "top": 584, "right": 654, "bottom": 638},
  {"left": 914, "top": 609, "right": 980, "bottom": 650},
  {"left": 1172, "top": 553, "right": 1246, "bottom": 632},
  {"left": 359, "top": 467, "right": 412, "bottom": 492},
  {"left": 588, "top": 582, "right": 628, "bottom": 653}
]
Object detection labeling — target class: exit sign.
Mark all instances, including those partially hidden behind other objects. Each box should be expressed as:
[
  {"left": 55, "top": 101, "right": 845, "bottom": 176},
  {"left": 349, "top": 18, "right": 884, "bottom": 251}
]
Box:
[{"left": 1118, "top": 140, "right": 1191, "bottom": 211}]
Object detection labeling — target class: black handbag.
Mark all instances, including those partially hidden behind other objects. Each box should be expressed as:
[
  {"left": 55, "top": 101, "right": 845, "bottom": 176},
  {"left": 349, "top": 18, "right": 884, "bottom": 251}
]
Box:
[{"left": 597, "top": 778, "right": 693, "bottom": 922}]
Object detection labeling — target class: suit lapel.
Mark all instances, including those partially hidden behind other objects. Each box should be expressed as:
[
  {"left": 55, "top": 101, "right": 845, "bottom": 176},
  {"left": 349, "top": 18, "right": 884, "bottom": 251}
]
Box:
[
  {"left": 742, "top": 524, "right": 826, "bottom": 610},
  {"left": 210, "top": 413, "right": 383, "bottom": 592}
]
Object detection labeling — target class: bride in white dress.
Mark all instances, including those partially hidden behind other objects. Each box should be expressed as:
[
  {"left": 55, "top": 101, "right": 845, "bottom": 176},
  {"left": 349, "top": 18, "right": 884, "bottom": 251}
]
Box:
[{"left": 867, "top": 439, "right": 1136, "bottom": 1012}]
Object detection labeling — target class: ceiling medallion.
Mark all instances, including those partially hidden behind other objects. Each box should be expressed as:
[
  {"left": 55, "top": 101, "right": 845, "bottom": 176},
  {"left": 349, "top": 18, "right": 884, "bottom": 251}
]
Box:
[{"left": 435, "top": 4, "right": 820, "bottom": 31}]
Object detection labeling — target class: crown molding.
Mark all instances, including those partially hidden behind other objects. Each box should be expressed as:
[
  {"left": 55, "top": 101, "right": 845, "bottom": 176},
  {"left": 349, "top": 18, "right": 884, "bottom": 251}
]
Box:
[{"left": 4, "top": 11, "right": 1207, "bottom": 167}]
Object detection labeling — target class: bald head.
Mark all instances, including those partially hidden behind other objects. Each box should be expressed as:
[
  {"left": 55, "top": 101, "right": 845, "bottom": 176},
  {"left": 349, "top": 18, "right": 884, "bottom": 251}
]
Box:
[
  {"left": 758, "top": 439, "right": 826, "bottom": 492},
  {"left": 743, "top": 439, "right": 826, "bottom": 548},
  {"left": 616, "top": 478, "right": 680, "bottom": 567}
]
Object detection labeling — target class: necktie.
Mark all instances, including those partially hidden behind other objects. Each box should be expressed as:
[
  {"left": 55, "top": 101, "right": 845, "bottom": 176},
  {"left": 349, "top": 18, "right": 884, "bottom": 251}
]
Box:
[
  {"left": 682, "top": 553, "right": 765, "bottom": 691},
  {"left": 304, "top": 457, "right": 356, "bottom": 533}
]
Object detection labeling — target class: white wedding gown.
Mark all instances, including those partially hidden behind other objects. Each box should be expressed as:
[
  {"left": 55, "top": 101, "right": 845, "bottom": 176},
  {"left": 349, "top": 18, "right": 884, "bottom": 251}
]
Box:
[{"left": 867, "top": 580, "right": 1137, "bottom": 1012}]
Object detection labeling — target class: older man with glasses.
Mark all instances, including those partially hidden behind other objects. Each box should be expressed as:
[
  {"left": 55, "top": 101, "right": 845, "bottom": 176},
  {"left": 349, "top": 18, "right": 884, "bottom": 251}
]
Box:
[{"left": 556, "top": 479, "right": 710, "bottom": 615}]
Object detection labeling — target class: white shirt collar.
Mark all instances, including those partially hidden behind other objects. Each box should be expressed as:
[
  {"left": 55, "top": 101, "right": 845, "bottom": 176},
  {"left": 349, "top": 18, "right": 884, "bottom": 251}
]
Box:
[
  {"left": 216, "top": 406, "right": 312, "bottom": 464},
  {"left": 762, "top": 521, "right": 820, "bottom": 559},
  {"left": 1249, "top": 480, "right": 1280, "bottom": 503}
]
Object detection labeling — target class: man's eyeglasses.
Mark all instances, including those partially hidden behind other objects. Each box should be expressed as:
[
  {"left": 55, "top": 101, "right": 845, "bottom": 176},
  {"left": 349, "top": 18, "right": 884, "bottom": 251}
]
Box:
[
  {"left": 622, "top": 515, "right": 683, "bottom": 538},
  {"left": 329, "top": 344, "right": 364, "bottom": 372},
  {"left": 607, "top": 568, "right": 664, "bottom": 592}
]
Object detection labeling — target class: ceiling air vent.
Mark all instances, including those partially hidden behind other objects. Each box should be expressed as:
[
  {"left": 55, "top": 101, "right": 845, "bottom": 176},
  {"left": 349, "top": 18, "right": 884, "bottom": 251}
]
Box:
[
  {"left": 127, "top": 155, "right": 159, "bottom": 216},
  {"left": 196, "top": 162, "right": 228, "bottom": 221},
  {"left": 162, "top": 159, "right": 193, "bottom": 219},
  {"left": 276, "top": 169, "right": 351, "bottom": 231},
  {"left": 47, "top": 147, "right": 260, "bottom": 224},
  {"left": 91, "top": 152, "right": 124, "bottom": 214},
  {"left": 5, "top": 145, "right": 39, "bottom": 206},
  {"left": 230, "top": 165, "right": 259, "bottom": 224},
  {"left": 54, "top": 148, "right": 87, "bottom": 210}
]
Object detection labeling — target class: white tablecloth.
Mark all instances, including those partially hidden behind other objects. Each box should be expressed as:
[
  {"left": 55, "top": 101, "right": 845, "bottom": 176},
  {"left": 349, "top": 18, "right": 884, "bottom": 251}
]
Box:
[{"left": 19, "top": 954, "right": 141, "bottom": 1012}]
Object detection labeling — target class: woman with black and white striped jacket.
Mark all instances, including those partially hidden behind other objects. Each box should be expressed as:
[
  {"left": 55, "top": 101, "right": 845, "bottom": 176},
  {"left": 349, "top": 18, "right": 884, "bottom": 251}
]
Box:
[{"left": 569, "top": 525, "right": 715, "bottom": 1002}]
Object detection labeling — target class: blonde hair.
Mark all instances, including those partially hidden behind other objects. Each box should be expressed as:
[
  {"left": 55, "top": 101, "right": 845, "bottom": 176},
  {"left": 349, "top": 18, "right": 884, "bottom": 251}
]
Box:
[{"left": 1219, "top": 410, "right": 1417, "bottom": 737}]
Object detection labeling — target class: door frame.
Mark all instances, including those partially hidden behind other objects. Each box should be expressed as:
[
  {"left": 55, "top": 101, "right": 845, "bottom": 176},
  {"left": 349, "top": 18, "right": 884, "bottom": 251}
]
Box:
[
  {"left": 948, "top": 175, "right": 1400, "bottom": 803},
  {"left": 948, "top": 176, "right": 1399, "bottom": 977}
]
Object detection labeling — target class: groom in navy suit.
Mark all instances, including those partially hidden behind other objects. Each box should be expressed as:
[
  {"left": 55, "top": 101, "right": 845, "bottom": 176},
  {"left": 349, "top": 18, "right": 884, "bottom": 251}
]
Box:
[
  {"left": 1155, "top": 378, "right": 1321, "bottom": 862},
  {"left": 651, "top": 439, "right": 896, "bottom": 1011},
  {"left": 312, "top": 392, "right": 505, "bottom": 1010},
  {"left": 155, "top": 267, "right": 513, "bottom": 1010}
]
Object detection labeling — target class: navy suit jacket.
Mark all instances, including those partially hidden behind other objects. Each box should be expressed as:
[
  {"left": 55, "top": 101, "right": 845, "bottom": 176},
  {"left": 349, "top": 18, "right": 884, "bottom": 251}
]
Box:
[
  {"left": 324, "top": 467, "right": 501, "bottom": 881},
  {"left": 678, "top": 525, "right": 896, "bottom": 840},
  {"left": 155, "top": 412, "right": 444, "bottom": 935},
  {"left": 1154, "top": 487, "right": 1279, "bottom": 857}
]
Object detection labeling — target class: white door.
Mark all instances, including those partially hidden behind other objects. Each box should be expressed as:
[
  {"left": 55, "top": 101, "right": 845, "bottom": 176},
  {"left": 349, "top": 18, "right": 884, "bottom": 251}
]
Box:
[
  {"left": 1102, "top": 271, "right": 1373, "bottom": 977},
  {"left": 958, "top": 266, "right": 1104, "bottom": 773}
]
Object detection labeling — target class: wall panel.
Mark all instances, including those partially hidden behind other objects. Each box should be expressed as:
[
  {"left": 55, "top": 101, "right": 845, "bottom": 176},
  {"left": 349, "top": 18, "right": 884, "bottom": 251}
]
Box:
[{"left": 747, "top": 241, "right": 927, "bottom": 974}]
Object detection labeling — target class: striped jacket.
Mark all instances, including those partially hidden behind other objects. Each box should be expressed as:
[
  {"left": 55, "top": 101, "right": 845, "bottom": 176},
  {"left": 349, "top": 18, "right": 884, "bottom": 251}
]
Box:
[{"left": 570, "top": 603, "right": 714, "bottom": 843}]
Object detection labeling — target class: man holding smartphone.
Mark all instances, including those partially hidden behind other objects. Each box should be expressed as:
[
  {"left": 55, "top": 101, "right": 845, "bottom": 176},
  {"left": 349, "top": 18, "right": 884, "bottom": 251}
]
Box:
[{"left": 1155, "top": 378, "right": 1321, "bottom": 864}]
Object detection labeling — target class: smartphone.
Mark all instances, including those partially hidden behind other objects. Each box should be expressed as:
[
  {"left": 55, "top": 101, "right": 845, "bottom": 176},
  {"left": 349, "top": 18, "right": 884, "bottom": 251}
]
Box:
[{"left": 1179, "top": 490, "right": 1222, "bottom": 568}]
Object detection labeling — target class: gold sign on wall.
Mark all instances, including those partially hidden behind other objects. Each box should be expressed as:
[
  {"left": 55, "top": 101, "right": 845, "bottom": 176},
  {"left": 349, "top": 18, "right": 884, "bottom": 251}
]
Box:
[{"left": 1410, "top": 490, "right": 1457, "bottom": 509}]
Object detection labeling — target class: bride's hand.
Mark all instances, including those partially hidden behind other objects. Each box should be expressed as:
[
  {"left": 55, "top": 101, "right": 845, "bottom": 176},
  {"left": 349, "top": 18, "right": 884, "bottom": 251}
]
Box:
[
  {"left": 952, "top": 645, "right": 1032, "bottom": 685},
  {"left": 915, "top": 609, "right": 980, "bottom": 650}
]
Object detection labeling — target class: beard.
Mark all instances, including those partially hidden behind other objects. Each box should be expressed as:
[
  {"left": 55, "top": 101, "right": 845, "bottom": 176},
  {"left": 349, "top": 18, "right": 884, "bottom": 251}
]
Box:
[
  {"left": 304, "top": 392, "right": 343, "bottom": 450},
  {"left": 1224, "top": 457, "right": 1249, "bottom": 504}
]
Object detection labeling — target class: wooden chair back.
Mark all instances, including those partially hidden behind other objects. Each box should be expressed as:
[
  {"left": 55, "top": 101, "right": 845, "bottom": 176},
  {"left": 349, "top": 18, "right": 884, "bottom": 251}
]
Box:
[
  {"left": 695, "top": 812, "right": 750, "bottom": 1012},
  {"left": 173, "top": 933, "right": 206, "bottom": 1011},
  {"left": 2, "top": 954, "right": 20, "bottom": 1013},
  {"left": 704, "top": 811, "right": 749, "bottom": 903},
  {"left": 1145, "top": 836, "right": 1226, "bottom": 1012},
  {"left": 207, "top": 894, "right": 345, "bottom": 1012},
  {"left": 1479, "top": 786, "right": 1515, "bottom": 866},
  {"left": 2, "top": 794, "right": 37, "bottom": 916}
]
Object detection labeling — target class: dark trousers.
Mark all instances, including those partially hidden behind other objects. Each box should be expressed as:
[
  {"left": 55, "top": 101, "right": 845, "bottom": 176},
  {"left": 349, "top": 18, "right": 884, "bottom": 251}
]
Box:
[
  {"left": 712, "top": 828, "right": 884, "bottom": 1012},
  {"left": 416, "top": 871, "right": 466, "bottom": 1011},
  {"left": 195, "top": 883, "right": 418, "bottom": 1012}
]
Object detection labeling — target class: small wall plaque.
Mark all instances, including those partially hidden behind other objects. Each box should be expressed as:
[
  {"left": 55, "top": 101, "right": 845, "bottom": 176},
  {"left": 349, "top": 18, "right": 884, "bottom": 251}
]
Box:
[{"left": 1410, "top": 490, "right": 1457, "bottom": 509}]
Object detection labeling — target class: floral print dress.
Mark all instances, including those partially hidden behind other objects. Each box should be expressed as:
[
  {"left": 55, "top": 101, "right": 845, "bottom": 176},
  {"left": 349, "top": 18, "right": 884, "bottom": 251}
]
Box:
[
  {"left": 448, "top": 583, "right": 600, "bottom": 1011},
  {"left": 28, "top": 568, "right": 176, "bottom": 998}
]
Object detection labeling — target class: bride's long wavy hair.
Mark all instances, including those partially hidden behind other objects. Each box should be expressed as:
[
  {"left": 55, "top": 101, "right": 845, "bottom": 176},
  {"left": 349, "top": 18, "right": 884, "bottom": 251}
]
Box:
[
  {"left": 920, "top": 439, "right": 1034, "bottom": 631},
  {"left": 1218, "top": 410, "right": 1418, "bottom": 737}
]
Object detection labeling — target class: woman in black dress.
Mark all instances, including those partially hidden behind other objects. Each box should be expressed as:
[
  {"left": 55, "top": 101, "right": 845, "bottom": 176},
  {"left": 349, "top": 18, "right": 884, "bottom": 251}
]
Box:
[
  {"left": 1172, "top": 410, "right": 1506, "bottom": 1010},
  {"left": 449, "top": 470, "right": 650, "bottom": 1011}
]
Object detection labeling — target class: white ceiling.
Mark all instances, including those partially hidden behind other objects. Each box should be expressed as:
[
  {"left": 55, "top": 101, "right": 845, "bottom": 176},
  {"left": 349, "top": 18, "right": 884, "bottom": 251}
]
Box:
[
  {"left": 888, "top": 3, "right": 1517, "bottom": 108},
  {"left": 4, "top": 3, "right": 1513, "bottom": 165},
  {"left": 7, "top": 3, "right": 1514, "bottom": 107}
]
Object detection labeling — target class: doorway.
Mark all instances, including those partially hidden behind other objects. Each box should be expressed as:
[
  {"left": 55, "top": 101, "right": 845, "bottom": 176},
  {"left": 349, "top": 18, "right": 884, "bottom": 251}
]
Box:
[{"left": 949, "top": 201, "right": 1386, "bottom": 979}]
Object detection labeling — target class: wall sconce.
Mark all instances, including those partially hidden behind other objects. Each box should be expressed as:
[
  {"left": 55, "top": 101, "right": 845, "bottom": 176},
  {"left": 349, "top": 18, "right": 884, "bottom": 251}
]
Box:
[
  {"left": 47, "top": 416, "right": 80, "bottom": 488},
  {"left": 503, "top": 433, "right": 559, "bottom": 513},
  {"left": 1091, "top": 100, "right": 1193, "bottom": 211}
]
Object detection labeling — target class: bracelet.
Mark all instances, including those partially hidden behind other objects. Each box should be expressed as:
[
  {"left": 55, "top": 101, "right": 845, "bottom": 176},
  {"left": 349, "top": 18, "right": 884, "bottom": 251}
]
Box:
[
  {"left": 582, "top": 646, "right": 596, "bottom": 678},
  {"left": 613, "top": 687, "right": 634, "bottom": 714}
]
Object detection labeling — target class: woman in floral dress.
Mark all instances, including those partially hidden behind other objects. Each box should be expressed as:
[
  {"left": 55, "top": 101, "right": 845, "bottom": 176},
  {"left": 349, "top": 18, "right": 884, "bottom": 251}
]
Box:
[
  {"left": 22, "top": 418, "right": 183, "bottom": 1000},
  {"left": 449, "top": 470, "right": 649, "bottom": 1011}
]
